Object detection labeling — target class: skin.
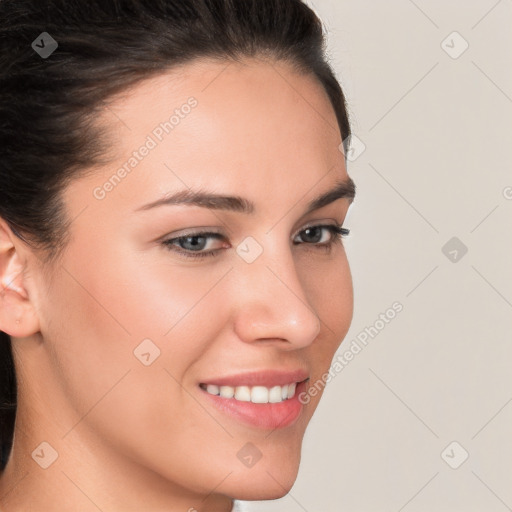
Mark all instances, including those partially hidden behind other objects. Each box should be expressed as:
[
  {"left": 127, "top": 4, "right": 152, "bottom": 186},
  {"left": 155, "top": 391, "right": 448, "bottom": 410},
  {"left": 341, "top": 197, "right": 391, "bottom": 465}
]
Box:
[{"left": 0, "top": 57, "right": 354, "bottom": 511}]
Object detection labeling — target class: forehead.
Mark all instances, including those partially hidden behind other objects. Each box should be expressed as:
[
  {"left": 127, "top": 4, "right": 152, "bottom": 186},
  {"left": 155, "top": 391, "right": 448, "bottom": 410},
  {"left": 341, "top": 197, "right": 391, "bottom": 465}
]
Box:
[
  {"left": 67, "top": 57, "right": 347, "bottom": 220},
  {"left": 103, "top": 56, "right": 342, "bottom": 162}
]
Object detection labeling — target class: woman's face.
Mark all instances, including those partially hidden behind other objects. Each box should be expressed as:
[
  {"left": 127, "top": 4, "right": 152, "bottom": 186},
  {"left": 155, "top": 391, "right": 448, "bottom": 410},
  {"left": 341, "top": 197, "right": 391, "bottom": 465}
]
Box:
[{"left": 22, "top": 58, "right": 354, "bottom": 505}]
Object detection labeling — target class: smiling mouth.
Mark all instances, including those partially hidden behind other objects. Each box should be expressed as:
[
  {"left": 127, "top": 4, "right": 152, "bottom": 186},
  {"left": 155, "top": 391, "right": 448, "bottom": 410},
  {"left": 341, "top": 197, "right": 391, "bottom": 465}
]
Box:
[{"left": 199, "top": 379, "right": 307, "bottom": 404}]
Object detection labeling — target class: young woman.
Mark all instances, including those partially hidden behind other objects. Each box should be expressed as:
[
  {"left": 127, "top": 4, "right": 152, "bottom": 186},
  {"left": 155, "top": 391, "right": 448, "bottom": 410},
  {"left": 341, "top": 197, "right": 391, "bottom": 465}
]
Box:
[{"left": 0, "top": 0, "right": 355, "bottom": 510}]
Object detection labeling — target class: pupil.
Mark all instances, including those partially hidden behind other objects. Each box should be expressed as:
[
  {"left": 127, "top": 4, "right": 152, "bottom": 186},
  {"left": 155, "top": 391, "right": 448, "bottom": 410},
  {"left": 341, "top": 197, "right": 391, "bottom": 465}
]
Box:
[
  {"left": 304, "top": 227, "right": 321, "bottom": 243},
  {"left": 183, "top": 236, "right": 205, "bottom": 250}
]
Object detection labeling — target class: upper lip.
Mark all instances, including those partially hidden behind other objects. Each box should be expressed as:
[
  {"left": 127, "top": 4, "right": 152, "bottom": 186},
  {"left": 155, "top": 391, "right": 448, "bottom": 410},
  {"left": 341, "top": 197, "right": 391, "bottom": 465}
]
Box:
[{"left": 199, "top": 369, "right": 309, "bottom": 388}]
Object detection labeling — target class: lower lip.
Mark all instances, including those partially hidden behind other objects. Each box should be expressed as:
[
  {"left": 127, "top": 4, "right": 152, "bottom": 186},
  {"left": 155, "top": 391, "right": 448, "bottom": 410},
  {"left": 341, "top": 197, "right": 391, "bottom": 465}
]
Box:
[{"left": 199, "top": 380, "right": 308, "bottom": 430}]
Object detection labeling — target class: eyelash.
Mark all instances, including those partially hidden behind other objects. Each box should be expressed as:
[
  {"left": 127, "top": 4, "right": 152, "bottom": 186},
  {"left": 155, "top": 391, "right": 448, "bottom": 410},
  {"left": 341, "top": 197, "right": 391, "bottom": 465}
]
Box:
[{"left": 161, "top": 224, "right": 350, "bottom": 260}]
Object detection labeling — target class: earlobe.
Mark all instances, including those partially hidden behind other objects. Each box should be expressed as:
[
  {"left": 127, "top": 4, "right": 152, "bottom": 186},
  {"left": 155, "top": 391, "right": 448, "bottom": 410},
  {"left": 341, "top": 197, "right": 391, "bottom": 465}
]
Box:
[{"left": 0, "top": 218, "right": 40, "bottom": 338}]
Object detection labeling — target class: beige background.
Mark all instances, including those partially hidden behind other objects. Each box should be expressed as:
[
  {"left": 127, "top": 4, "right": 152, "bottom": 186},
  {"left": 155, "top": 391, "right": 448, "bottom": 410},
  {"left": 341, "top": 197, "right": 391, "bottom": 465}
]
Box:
[{"left": 244, "top": 1, "right": 512, "bottom": 510}]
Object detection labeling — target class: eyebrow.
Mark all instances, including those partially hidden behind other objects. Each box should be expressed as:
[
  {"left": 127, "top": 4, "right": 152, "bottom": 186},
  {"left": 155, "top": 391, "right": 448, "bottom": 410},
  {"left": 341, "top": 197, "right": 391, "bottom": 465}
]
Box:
[{"left": 136, "top": 176, "right": 356, "bottom": 215}]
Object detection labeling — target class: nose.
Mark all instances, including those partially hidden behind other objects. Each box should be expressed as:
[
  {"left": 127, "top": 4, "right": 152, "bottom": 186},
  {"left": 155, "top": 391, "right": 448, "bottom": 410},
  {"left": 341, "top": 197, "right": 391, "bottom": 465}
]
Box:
[{"left": 231, "top": 242, "right": 322, "bottom": 350}]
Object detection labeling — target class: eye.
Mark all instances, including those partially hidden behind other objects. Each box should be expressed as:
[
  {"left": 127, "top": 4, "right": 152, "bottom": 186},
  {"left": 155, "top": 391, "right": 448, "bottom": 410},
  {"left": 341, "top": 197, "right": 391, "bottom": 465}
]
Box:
[
  {"left": 161, "top": 224, "right": 350, "bottom": 260},
  {"left": 293, "top": 224, "right": 349, "bottom": 245},
  {"left": 162, "top": 232, "right": 225, "bottom": 257}
]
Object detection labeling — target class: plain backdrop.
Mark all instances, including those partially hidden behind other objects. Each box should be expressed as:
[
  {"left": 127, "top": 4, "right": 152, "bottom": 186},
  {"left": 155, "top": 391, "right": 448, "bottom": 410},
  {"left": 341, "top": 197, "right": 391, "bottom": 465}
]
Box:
[{"left": 243, "top": 1, "right": 512, "bottom": 510}]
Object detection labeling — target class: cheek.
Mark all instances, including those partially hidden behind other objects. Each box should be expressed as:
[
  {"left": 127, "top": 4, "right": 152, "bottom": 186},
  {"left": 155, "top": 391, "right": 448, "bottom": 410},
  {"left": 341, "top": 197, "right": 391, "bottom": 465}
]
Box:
[
  {"left": 300, "top": 249, "right": 353, "bottom": 342},
  {"left": 55, "top": 235, "right": 229, "bottom": 346},
  {"left": 39, "top": 237, "right": 230, "bottom": 416},
  {"left": 298, "top": 251, "right": 353, "bottom": 384},
  {"left": 38, "top": 243, "right": 243, "bottom": 490}
]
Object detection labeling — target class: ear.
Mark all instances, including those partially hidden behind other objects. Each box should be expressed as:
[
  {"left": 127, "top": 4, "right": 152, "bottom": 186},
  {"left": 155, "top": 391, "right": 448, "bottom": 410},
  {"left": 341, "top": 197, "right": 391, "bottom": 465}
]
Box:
[{"left": 0, "top": 218, "right": 40, "bottom": 338}]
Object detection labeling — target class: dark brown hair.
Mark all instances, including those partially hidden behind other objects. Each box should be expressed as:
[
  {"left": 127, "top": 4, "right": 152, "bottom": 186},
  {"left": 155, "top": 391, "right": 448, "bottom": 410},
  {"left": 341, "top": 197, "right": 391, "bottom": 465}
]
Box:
[{"left": 0, "top": 0, "right": 351, "bottom": 469}]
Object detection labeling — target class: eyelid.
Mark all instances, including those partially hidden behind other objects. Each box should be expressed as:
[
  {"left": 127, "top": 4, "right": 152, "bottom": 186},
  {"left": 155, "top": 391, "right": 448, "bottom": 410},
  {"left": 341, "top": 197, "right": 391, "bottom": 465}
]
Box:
[
  {"left": 161, "top": 221, "right": 348, "bottom": 255},
  {"left": 161, "top": 222, "right": 350, "bottom": 261},
  {"left": 161, "top": 226, "right": 224, "bottom": 239},
  {"left": 162, "top": 220, "right": 345, "bottom": 244}
]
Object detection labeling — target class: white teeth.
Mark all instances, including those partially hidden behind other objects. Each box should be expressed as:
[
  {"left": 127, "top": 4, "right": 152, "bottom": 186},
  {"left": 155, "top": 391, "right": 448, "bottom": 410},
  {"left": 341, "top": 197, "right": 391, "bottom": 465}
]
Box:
[
  {"left": 219, "top": 386, "right": 235, "bottom": 399},
  {"left": 202, "top": 382, "right": 299, "bottom": 403},
  {"left": 206, "top": 384, "right": 220, "bottom": 395},
  {"left": 234, "top": 386, "right": 251, "bottom": 402},
  {"left": 251, "top": 386, "right": 269, "bottom": 403},
  {"left": 269, "top": 386, "right": 282, "bottom": 403}
]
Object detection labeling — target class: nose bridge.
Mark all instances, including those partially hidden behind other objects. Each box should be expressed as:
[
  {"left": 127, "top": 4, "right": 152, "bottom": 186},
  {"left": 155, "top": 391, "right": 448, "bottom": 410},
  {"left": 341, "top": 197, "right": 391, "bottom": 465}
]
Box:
[{"left": 231, "top": 236, "right": 322, "bottom": 347}]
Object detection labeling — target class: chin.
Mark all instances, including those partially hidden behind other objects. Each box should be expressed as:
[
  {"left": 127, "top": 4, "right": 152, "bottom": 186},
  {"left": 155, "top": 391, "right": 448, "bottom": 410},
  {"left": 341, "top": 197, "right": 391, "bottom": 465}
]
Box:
[
  {"left": 227, "top": 449, "right": 302, "bottom": 502},
  {"left": 230, "top": 470, "right": 300, "bottom": 501}
]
